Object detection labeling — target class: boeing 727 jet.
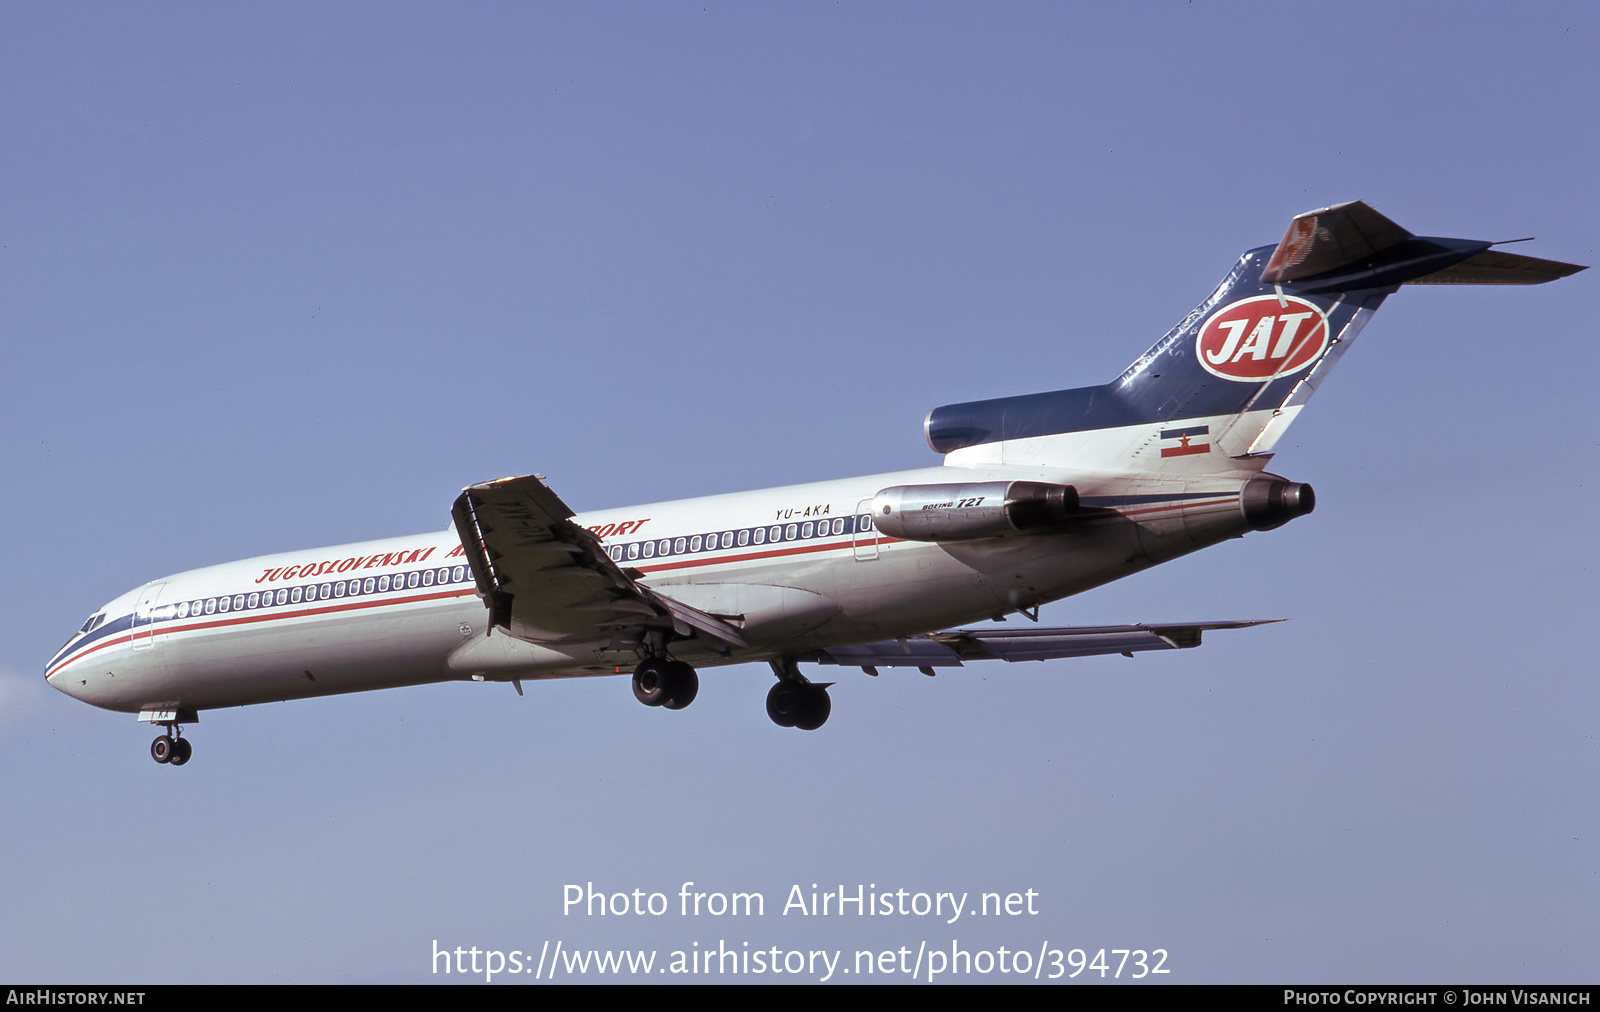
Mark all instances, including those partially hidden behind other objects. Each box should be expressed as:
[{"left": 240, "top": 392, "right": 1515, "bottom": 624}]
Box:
[{"left": 46, "top": 202, "right": 1584, "bottom": 764}]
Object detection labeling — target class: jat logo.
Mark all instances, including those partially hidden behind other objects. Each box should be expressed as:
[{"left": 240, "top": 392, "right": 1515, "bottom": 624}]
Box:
[{"left": 1195, "top": 295, "right": 1330, "bottom": 382}]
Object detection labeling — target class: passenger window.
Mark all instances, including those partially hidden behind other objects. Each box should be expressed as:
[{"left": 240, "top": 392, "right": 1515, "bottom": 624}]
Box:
[
  {"left": 737, "top": 529, "right": 749, "bottom": 547},
  {"left": 753, "top": 528, "right": 766, "bottom": 545}
]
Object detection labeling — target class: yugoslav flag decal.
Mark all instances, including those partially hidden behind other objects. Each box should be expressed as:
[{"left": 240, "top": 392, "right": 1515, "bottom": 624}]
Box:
[
  {"left": 1160, "top": 425, "right": 1210, "bottom": 458},
  {"left": 1195, "top": 294, "right": 1330, "bottom": 382}
]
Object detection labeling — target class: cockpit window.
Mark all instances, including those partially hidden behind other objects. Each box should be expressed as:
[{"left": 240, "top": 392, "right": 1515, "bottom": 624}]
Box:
[{"left": 78, "top": 613, "right": 105, "bottom": 635}]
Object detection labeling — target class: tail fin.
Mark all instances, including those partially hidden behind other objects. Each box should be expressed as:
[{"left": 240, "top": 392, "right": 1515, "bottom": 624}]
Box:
[{"left": 928, "top": 201, "right": 1584, "bottom": 471}]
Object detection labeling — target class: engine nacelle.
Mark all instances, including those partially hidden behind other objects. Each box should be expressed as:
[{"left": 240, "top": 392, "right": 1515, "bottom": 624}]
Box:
[
  {"left": 872, "top": 482, "right": 1079, "bottom": 542},
  {"left": 1241, "top": 477, "right": 1316, "bottom": 531}
]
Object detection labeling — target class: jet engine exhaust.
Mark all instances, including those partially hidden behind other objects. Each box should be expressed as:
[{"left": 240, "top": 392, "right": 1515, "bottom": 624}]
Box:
[{"left": 1242, "top": 478, "right": 1316, "bottom": 531}]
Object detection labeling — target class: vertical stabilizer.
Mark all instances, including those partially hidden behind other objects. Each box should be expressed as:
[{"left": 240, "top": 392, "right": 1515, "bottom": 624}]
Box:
[{"left": 926, "top": 202, "right": 1583, "bottom": 473}]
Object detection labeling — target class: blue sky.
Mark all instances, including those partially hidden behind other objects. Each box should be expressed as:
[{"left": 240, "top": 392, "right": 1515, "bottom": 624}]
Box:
[{"left": 2, "top": 2, "right": 1596, "bottom": 983}]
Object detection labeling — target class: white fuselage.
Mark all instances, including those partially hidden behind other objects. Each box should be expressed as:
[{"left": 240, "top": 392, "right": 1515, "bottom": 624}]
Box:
[{"left": 45, "top": 457, "right": 1264, "bottom": 716}]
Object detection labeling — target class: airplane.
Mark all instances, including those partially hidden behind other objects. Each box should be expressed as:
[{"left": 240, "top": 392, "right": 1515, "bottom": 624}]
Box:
[{"left": 45, "top": 201, "right": 1584, "bottom": 765}]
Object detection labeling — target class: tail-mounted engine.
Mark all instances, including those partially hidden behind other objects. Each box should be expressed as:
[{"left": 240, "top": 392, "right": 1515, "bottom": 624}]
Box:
[
  {"left": 1241, "top": 477, "right": 1315, "bottom": 531},
  {"left": 872, "top": 482, "right": 1079, "bottom": 542}
]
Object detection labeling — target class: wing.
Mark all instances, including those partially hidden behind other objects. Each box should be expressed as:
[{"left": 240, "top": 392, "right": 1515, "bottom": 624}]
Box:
[
  {"left": 802, "top": 621, "right": 1274, "bottom": 673},
  {"left": 450, "top": 474, "right": 746, "bottom": 650}
]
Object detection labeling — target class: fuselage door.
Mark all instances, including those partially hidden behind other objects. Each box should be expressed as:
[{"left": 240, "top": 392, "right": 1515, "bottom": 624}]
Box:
[
  {"left": 130, "top": 582, "right": 166, "bottom": 650},
  {"left": 853, "top": 499, "right": 879, "bottom": 561}
]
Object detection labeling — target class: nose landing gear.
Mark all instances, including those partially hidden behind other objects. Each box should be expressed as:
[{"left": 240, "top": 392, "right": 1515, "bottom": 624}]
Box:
[
  {"left": 141, "top": 709, "right": 197, "bottom": 766},
  {"left": 150, "top": 727, "right": 192, "bottom": 766}
]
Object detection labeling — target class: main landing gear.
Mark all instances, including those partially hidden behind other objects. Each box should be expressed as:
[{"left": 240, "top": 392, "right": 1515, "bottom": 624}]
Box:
[
  {"left": 629, "top": 654, "right": 833, "bottom": 731},
  {"left": 766, "top": 658, "right": 831, "bottom": 731},
  {"left": 150, "top": 726, "right": 193, "bottom": 766},
  {"left": 632, "top": 658, "right": 700, "bottom": 710}
]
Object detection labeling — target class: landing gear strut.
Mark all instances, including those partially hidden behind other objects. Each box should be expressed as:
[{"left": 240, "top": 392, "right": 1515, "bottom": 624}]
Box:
[
  {"left": 632, "top": 658, "right": 699, "bottom": 710},
  {"left": 151, "top": 726, "right": 193, "bottom": 766},
  {"left": 767, "top": 658, "right": 831, "bottom": 731}
]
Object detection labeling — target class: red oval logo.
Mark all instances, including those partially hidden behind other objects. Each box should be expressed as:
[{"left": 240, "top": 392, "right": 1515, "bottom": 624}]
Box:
[{"left": 1195, "top": 295, "right": 1330, "bottom": 382}]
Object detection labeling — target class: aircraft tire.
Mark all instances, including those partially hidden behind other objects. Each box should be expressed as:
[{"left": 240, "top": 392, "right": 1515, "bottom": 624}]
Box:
[
  {"left": 151, "top": 735, "right": 173, "bottom": 764},
  {"left": 661, "top": 661, "right": 698, "bottom": 710},
  {"left": 169, "top": 738, "right": 193, "bottom": 766},
  {"left": 632, "top": 659, "right": 671, "bottom": 707},
  {"left": 766, "top": 682, "right": 801, "bottom": 728},
  {"left": 794, "top": 685, "right": 831, "bottom": 731}
]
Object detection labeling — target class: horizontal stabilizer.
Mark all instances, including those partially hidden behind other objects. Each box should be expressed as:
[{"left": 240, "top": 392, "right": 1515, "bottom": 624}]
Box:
[
  {"left": 1262, "top": 200, "right": 1586, "bottom": 289},
  {"left": 1406, "top": 247, "right": 1587, "bottom": 285},
  {"left": 805, "top": 621, "right": 1275, "bottom": 668},
  {"left": 1262, "top": 201, "right": 1414, "bottom": 283}
]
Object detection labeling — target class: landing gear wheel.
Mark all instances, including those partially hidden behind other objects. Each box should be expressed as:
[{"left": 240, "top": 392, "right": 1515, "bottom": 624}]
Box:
[
  {"left": 794, "top": 685, "right": 831, "bottom": 731},
  {"left": 766, "top": 682, "right": 801, "bottom": 727},
  {"left": 169, "top": 737, "right": 193, "bottom": 766},
  {"left": 151, "top": 735, "right": 173, "bottom": 764},
  {"left": 661, "top": 661, "right": 699, "bottom": 710},
  {"left": 767, "top": 681, "right": 831, "bottom": 730},
  {"left": 632, "top": 659, "right": 671, "bottom": 707}
]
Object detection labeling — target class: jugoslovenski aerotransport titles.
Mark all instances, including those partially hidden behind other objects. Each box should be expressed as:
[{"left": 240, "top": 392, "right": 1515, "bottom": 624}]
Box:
[{"left": 47, "top": 202, "right": 1584, "bottom": 765}]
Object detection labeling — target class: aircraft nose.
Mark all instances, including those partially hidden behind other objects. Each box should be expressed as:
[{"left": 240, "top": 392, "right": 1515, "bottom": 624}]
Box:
[
  {"left": 45, "top": 606, "right": 115, "bottom": 700},
  {"left": 46, "top": 642, "right": 88, "bottom": 697}
]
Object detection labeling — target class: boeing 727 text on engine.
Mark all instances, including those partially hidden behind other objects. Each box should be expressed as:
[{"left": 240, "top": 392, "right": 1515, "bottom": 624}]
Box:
[{"left": 46, "top": 202, "right": 1584, "bottom": 764}]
